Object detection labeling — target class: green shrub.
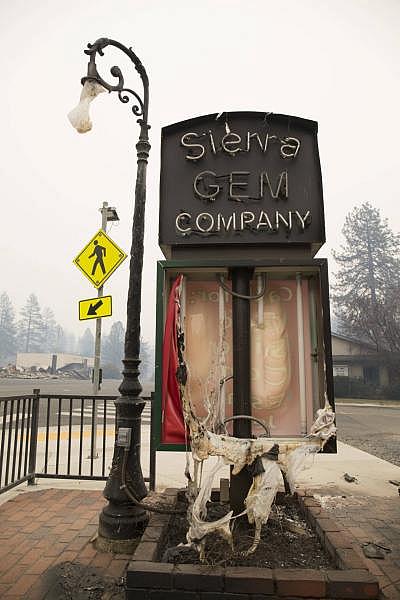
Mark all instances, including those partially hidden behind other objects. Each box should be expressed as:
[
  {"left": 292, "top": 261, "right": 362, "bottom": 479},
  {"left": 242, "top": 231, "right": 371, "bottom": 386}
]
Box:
[
  {"left": 381, "top": 382, "right": 400, "bottom": 400},
  {"left": 334, "top": 376, "right": 382, "bottom": 399},
  {"left": 334, "top": 376, "right": 400, "bottom": 400}
]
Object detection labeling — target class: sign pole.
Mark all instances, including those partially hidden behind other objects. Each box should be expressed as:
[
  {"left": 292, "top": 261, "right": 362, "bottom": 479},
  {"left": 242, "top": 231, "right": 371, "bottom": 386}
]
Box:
[
  {"left": 91, "top": 201, "right": 109, "bottom": 458},
  {"left": 229, "top": 266, "right": 253, "bottom": 514}
]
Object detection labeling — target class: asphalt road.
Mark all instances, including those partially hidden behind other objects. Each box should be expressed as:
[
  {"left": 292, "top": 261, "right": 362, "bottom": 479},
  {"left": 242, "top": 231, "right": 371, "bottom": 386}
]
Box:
[
  {"left": 335, "top": 403, "right": 400, "bottom": 467},
  {"left": 0, "top": 378, "right": 154, "bottom": 397},
  {"left": 0, "top": 378, "right": 154, "bottom": 428}
]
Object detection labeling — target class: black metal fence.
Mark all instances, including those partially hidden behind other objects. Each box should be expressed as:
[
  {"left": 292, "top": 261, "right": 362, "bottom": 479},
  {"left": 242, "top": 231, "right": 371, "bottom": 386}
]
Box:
[
  {"left": 0, "top": 389, "right": 155, "bottom": 495},
  {"left": 0, "top": 392, "right": 38, "bottom": 494}
]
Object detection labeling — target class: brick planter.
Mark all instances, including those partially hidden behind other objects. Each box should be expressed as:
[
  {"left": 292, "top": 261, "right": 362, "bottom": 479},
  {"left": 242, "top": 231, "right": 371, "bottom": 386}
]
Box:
[{"left": 125, "top": 489, "right": 380, "bottom": 600}]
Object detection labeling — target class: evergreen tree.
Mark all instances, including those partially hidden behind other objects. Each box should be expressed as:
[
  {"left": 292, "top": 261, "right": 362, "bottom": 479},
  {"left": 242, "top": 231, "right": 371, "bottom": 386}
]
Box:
[
  {"left": 42, "top": 307, "right": 57, "bottom": 352},
  {"left": 0, "top": 292, "right": 17, "bottom": 359},
  {"left": 102, "top": 321, "right": 153, "bottom": 380},
  {"left": 54, "top": 325, "right": 67, "bottom": 352},
  {"left": 333, "top": 202, "right": 400, "bottom": 351},
  {"left": 78, "top": 328, "right": 94, "bottom": 356},
  {"left": 102, "top": 321, "right": 125, "bottom": 367},
  {"left": 17, "top": 294, "right": 44, "bottom": 352},
  {"left": 140, "top": 338, "right": 154, "bottom": 382},
  {"left": 64, "top": 331, "right": 77, "bottom": 354}
]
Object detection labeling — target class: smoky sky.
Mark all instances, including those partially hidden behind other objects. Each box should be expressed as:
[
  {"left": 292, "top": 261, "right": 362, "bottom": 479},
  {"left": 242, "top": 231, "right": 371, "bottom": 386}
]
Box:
[{"left": 1, "top": 0, "right": 399, "bottom": 344}]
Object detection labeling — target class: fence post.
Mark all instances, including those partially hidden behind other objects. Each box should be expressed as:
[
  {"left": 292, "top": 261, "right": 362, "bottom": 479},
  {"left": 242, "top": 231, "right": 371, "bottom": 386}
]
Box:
[
  {"left": 28, "top": 389, "right": 40, "bottom": 485},
  {"left": 149, "top": 392, "right": 156, "bottom": 491}
]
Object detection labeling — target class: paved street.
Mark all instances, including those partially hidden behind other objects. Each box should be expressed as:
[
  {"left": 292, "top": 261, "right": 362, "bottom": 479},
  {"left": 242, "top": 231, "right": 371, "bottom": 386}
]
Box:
[
  {"left": 0, "top": 378, "right": 154, "bottom": 398},
  {"left": 336, "top": 403, "right": 400, "bottom": 467},
  {"left": 0, "top": 378, "right": 154, "bottom": 428}
]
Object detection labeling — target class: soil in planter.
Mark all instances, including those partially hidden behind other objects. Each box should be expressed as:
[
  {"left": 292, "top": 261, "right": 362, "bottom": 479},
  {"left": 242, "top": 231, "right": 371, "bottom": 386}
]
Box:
[{"left": 161, "top": 496, "right": 336, "bottom": 569}]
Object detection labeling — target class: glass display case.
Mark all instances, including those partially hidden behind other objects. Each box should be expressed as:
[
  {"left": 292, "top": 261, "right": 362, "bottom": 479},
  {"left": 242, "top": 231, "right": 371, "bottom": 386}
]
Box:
[{"left": 153, "top": 259, "right": 336, "bottom": 453}]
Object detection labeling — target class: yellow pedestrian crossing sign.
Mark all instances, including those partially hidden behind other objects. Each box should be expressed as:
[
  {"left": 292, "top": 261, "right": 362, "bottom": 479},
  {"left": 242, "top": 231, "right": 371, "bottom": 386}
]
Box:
[
  {"left": 79, "top": 295, "right": 112, "bottom": 320},
  {"left": 73, "top": 230, "right": 127, "bottom": 288}
]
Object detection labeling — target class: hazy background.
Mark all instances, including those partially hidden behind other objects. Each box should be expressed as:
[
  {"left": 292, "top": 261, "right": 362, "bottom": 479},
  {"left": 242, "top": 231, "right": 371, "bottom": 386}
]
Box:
[{"left": 1, "top": 0, "right": 399, "bottom": 346}]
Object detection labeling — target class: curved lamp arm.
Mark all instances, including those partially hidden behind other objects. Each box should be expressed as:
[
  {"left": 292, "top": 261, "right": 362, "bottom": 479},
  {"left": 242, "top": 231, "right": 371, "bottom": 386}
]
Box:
[{"left": 68, "top": 37, "right": 149, "bottom": 133}]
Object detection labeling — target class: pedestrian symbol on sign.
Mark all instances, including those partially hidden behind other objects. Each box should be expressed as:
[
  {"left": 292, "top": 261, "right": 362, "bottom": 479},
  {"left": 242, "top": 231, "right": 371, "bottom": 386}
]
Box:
[
  {"left": 73, "top": 229, "right": 127, "bottom": 288},
  {"left": 89, "top": 240, "right": 107, "bottom": 276}
]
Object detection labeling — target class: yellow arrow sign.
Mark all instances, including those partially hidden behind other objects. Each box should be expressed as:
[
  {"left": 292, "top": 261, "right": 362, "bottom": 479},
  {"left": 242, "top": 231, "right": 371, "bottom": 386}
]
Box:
[
  {"left": 79, "top": 295, "right": 112, "bottom": 321},
  {"left": 73, "top": 230, "right": 127, "bottom": 288}
]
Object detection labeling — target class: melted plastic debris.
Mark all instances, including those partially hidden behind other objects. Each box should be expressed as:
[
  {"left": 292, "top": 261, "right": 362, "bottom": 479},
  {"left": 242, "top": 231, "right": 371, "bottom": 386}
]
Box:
[
  {"left": 185, "top": 458, "right": 233, "bottom": 560},
  {"left": 68, "top": 80, "right": 107, "bottom": 134},
  {"left": 245, "top": 460, "right": 283, "bottom": 554}
]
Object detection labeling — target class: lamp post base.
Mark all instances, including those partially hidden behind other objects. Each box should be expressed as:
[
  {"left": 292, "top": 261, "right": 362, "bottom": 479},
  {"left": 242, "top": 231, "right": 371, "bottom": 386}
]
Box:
[
  {"left": 96, "top": 532, "right": 142, "bottom": 555},
  {"left": 97, "top": 498, "right": 147, "bottom": 553},
  {"left": 98, "top": 370, "right": 149, "bottom": 549}
]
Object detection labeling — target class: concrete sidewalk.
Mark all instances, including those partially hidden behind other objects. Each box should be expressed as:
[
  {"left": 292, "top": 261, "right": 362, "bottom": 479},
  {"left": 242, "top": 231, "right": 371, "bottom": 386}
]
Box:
[
  {"left": 299, "top": 441, "right": 400, "bottom": 498},
  {"left": 335, "top": 398, "right": 400, "bottom": 408},
  {"left": 0, "top": 442, "right": 399, "bottom": 599}
]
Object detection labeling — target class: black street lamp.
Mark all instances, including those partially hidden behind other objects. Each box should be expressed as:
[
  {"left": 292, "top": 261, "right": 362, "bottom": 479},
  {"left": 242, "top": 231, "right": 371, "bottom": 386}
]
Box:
[{"left": 69, "top": 38, "right": 150, "bottom": 551}]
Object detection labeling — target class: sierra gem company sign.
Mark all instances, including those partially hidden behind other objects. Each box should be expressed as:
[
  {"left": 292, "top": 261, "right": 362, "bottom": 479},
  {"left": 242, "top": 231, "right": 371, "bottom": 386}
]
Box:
[{"left": 159, "top": 112, "right": 325, "bottom": 253}]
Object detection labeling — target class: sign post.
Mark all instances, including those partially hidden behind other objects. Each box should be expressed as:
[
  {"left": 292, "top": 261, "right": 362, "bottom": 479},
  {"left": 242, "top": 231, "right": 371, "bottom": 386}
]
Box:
[
  {"left": 230, "top": 266, "right": 253, "bottom": 513},
  {"left": 92, "top": 203, "right": 107, "bottom": 457},
  {"left": 74, "top": 202, "right": 125, "bottom": 457}
]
